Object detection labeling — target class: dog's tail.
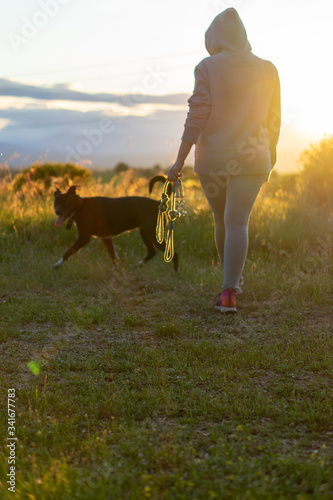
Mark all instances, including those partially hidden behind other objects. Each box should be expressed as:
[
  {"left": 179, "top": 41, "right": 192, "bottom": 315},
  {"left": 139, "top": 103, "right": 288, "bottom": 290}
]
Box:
[{"left": 149, "top": 175, "right": 172, "bottom": 197}]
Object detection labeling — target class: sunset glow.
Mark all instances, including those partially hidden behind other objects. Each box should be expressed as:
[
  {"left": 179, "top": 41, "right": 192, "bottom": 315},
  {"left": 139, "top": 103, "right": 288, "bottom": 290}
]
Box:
[{"left": 1, "top": 0, "right": 332, "bottom": 171}]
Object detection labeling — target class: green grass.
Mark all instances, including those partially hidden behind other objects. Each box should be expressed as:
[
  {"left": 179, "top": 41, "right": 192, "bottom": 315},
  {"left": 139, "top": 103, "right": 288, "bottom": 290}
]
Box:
[{"left": 0, "top": 169, "right": 332, "bottom": 499}]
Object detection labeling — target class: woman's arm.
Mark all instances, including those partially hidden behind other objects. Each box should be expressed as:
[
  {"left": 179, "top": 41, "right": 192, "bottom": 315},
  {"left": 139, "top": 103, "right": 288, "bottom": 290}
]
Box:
[
  {"left": 167, "top": 140, "right": 193, "bottom": 181},
  {"left": 167, "top": 61, "right": 211, "bottom": 182}
]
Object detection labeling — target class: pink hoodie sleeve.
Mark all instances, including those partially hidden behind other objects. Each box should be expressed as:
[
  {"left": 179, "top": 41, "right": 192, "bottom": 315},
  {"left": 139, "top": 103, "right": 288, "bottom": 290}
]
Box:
[{"left": 181, "top": 61, "right": 211, "bottom": 144}]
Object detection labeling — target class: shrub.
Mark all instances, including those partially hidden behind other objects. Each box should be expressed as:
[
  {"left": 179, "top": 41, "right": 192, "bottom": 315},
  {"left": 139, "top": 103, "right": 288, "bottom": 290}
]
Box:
[
  {"left": 13, "top": 162, "right": 92, "bottom": 193},
  {"left": 297, "top": 134, "right": 333, "bottom": 214}
]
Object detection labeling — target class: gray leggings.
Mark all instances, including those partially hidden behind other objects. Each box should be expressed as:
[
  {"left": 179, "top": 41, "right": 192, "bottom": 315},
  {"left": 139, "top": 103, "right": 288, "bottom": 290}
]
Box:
[{"left": 198, "top": 173, "right": 267, "bottom": 291}]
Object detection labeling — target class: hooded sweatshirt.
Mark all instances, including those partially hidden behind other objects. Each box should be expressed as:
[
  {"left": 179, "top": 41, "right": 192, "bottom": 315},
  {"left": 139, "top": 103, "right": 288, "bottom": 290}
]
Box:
[{"left": 182, "top": 8, "right": 281, "bottom": 176}]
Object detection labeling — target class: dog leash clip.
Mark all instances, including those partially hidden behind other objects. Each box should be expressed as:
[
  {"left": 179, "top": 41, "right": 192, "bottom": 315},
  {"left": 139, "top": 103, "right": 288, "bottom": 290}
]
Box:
[
  {"left": 66, "top": 218, "right": 74, "bottom": 230},
  {"left": 174, "top": 178, "right": 186, "bottom": 217},
  {"left": 168, "top": 210, "right": 179, "bottom": 220},
  {"left": 158, "top": 192, "right": 169, "bottom": 213}
]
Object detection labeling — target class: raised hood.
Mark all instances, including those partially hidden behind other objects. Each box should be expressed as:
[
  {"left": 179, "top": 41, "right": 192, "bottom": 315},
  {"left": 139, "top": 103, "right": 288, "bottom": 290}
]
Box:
[{"left": 205, "top": 8, "right": 252, "bottom": 55}]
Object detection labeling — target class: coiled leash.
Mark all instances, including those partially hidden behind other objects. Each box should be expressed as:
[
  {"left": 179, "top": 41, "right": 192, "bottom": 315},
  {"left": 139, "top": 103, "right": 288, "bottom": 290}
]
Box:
[{"left": 156, "top": 178, "right": 186, "bottom": 262}]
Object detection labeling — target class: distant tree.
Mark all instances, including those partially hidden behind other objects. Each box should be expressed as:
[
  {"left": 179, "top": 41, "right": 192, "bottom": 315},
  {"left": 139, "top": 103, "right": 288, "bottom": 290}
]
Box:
[
  {"left": 298, "top": 134, "right": 333, "bottom": 213},
  {"left": 114, "top": 162, "right": 129, "bottom": 174}
]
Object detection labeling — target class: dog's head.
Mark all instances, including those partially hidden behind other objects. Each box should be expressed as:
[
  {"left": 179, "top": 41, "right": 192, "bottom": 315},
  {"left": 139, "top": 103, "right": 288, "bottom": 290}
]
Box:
[{"left": 54, "top": 185, "right": 80, "bottom": 227}]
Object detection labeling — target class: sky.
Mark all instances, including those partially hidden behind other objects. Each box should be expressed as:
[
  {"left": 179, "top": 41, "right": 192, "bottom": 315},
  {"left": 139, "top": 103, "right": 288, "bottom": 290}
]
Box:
[{"left": 1, "top": 0, "right": 332, "bottom": 171}]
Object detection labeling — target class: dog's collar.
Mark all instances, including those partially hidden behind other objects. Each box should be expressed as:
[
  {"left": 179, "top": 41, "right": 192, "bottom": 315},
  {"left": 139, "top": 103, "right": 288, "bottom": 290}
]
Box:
[
  {"left": 66, "top": 217, "right": 74, "bottom": 230},
  {"left": 65, "top": 197, "right": 83, "bottom": 230}
]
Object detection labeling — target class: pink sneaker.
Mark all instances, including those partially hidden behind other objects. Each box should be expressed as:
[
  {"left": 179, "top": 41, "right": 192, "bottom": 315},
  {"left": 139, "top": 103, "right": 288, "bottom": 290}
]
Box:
[
  {"left": 215, "top": 288, "right": 237, "bottom": 313},
  {"left": 214, "top": 275, "right": 243, "bottom": 309}
]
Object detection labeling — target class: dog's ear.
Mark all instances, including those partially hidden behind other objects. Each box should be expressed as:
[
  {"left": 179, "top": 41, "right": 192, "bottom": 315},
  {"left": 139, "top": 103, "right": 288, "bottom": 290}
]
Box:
[
  {"left": 54, "top": 188, "right": 61, "bottom": 197},
  {"left": 67, "top": 185, "right": 78, "bottom": 196}
]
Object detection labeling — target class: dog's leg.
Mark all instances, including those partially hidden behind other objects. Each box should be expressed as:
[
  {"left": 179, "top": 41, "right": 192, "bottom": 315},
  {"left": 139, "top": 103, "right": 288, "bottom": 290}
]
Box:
[
  {"left": 141, "top": 224, "right": 178, "bottom": 271},
  {"left": 154, "top": 241, "right": 179, "bottom": 271},
  {"left": 135, "top": 228, "right": 156, "bottom": 267},
  {"left": 102, "top": 238, "right": 119, "bottom": 265},
  {"left": 172, "top": 251, "right": 179, "bottom": 272},
  {"left": 54, "top": 235, "right": 90, "bottom": 268},
  {"left": 54, "top": 257, "right": 64, "bottom": 268}
]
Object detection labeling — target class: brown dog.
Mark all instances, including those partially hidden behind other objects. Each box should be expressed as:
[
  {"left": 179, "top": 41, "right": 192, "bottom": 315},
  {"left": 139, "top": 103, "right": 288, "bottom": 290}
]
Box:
[{"left": 53, "top": 176, "right": 178, "bottom": 270}]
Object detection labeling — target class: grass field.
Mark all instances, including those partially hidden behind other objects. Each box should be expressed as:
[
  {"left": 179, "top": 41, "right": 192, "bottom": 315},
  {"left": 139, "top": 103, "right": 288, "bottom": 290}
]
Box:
[{"left": 0, "top": 165, "right": 332, "bottom": 499}]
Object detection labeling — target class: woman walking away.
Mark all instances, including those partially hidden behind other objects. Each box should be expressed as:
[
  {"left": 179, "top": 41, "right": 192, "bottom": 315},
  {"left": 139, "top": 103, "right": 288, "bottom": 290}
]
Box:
[{"left": 168, "top": 8, "right": 281, "bottom": 313}]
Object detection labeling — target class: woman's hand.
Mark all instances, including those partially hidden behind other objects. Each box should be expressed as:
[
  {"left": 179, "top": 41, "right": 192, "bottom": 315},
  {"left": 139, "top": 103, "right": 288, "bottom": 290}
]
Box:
[
  {"left": 167, "top": 160, "right": 184, "bottom": 182},
  {"left": 167, "top": 140, "right": 192, "bottom": 182}
]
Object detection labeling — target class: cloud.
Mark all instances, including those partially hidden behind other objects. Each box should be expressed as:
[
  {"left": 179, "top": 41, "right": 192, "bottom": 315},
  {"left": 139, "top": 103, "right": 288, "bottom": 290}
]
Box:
[
  {"left": 0, "top": 103, "right": 188, "bottom": 168},
  {"left": 0, "top": 75, "right": 190, "bottom": 167},
  {"left": 0, "top": 79, "right": 189, "bottom": 107},
  {"left": 0, "top": 79, "right": 191, "bottom": 168},
  {"left": 1, "top": 106, "right": 109, "bottom": 132}
]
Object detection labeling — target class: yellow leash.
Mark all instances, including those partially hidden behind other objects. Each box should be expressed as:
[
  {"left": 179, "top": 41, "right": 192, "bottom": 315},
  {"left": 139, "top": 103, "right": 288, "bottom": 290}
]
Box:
[{"left": 156, "top": 179, "right": 186, "bottom": 263}]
